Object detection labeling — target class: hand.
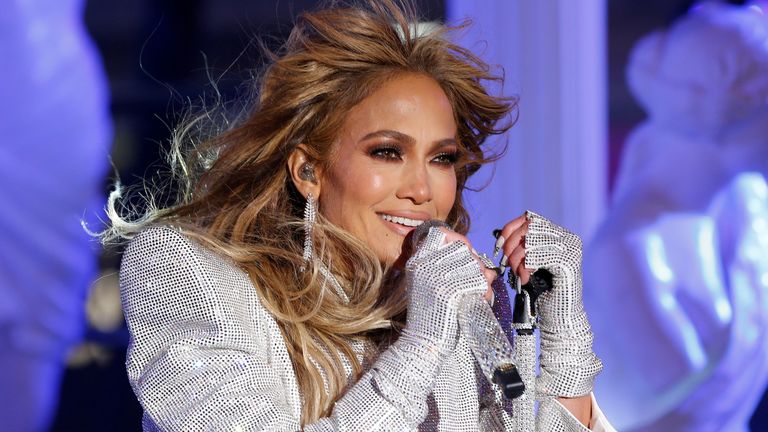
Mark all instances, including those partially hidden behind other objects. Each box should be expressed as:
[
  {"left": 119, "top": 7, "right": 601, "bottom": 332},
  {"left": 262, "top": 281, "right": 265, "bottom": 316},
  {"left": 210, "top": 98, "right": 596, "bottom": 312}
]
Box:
[
  {"left": 524, "top": 211, "right": 584, "bottom": 326},
  {"left": 494, "top": 213, "right": 532, "bottom": 285},
  {"left": 523, "top": 211, "right": 602, "bottom": 398},
  {"left": 403, "top": 226, "right": 494, "bottom": 356},
  {"left": 367, "top": 226, "right": 494, "bottom": 426},
  {"left": 440, "top": 229, "right": 498, "bottom": 301}
]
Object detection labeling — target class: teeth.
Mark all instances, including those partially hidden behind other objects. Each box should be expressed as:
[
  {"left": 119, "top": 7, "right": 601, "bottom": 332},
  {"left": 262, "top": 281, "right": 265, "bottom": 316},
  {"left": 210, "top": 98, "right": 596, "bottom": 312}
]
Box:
[{"left": 379, "top": 214, "right": 425, "bottom": 227}]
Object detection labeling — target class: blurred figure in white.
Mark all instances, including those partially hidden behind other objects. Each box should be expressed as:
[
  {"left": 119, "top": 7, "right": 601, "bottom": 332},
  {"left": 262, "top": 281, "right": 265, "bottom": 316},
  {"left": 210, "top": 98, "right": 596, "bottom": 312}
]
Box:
[
  {"left": 584, "top": 2, "right": 768, "bottom": 431},
  {"left": 0, "top": 0, "right": 111, "bottom": 430}
]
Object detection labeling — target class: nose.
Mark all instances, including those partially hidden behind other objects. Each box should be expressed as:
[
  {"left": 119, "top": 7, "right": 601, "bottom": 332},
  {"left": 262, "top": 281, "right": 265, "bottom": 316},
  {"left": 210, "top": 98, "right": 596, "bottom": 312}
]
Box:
[{"left": 396, "top": 162, "right": 433, "bottom": 205}]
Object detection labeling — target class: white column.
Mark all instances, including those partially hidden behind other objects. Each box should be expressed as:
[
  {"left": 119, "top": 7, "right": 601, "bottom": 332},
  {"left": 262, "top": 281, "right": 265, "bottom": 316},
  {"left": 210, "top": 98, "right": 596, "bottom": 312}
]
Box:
[{"left": 447, "top": 0, "right": 607, "bottom": 253}]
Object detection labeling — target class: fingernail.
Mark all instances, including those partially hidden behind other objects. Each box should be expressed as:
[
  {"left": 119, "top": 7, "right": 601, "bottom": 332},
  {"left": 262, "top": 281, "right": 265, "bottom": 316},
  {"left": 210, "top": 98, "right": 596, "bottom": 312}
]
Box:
[
  {"left": 492, "top": 229, "right": 502, "bottom": 239},
  {"left": 493, "top": 235, "right": 505, "bottom": 258},
  {"left": 500, "top": 254, "right": 508, "bottom": 267}
]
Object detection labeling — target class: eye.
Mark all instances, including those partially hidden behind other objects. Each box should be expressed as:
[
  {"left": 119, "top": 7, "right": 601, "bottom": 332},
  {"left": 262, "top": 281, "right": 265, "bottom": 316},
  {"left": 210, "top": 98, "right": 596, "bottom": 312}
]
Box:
[
  {"left": 432, "top": 151, "right": 459, "bottom": 166},
  {"left": 369, "top": 144, "right": 403, "bottom": 161}
]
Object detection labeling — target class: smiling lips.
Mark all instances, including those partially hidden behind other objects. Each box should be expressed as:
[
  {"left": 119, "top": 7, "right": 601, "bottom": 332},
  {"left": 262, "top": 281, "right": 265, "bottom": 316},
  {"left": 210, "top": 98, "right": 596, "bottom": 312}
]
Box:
[
  {"left": 378, "top": 213, "right": 427, "bottom": 235},
  {"left": 379, "top": 213, "right": 425, "bottom": 227}
]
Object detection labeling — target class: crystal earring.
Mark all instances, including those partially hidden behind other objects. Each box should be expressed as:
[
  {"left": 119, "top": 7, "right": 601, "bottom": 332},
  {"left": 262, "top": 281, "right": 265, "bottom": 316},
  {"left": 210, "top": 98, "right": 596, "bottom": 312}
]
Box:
[
  {"left": 302, "top": 193, "right": 317, "bottom": 265},
  {"left": 301, "top": 193, "right": 349, "bottom": 303}
]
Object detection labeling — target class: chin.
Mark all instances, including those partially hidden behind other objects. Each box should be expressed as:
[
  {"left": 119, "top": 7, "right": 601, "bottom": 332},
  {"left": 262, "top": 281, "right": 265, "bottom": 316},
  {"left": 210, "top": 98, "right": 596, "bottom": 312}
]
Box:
[{"left": 385, "top": 241, "right": 412, "bottom": 269}]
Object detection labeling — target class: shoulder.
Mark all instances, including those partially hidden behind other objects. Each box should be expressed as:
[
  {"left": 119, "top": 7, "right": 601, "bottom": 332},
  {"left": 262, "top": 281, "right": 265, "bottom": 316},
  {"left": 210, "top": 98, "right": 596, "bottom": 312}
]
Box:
[
  {"left": 120, "top": 225, "right": 286, "bottom": 354},
  {"left": 119, "top": 225, "right": 256, "bottom": 323},
  {"left": 120, "top": 225, "right": 197, "bottom": 292},
  {"left": 120, "top": 226, "right": 298, "bottom": 395},
  {"left": 122, "top": 224, "right": 208, "bottom": 269},
  {"left": 121, "top": 225, "right": 243, "bottom": 286}
]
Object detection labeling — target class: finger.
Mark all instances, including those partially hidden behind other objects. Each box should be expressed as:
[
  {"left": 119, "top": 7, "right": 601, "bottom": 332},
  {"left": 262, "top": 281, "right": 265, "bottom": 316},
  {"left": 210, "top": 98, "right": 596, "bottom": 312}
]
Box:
[
  {"left": 484, "top": 284, "right": 494, "bottom": 301},
  {"left": 505, "top": 245, "right": 527, "bottom": 276},
  {"left": 499, "top": 222, "right": 529, "bottom": 266},
  {"left": 494, "top": 214, "right": 528, "bottom": 256},
  {"left": 439, "top": 229, "right": 485, "bottom": 262},
  {"left": 480, "top": 266, "right": 496, "bottom": 300},
  {"left": 481, "top": 266, "right": 496, "bottom": 285},
  {"left": 438, "top": 228, "right": 471, "bottom": 248},
  {"left": 438, "top": 228, "right": 491, "bottom": 278},
  {"left": 497, "top": 213, "right": 527, "bottom": 240},
  {"left": 516, "top": 261, "right": 532, "bottom": 285}
]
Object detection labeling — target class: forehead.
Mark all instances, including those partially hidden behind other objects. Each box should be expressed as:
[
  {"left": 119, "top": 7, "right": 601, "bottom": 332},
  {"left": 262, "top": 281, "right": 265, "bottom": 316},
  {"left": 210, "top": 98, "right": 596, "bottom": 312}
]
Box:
[{"left": 338, "top": 73, "right": 457, "bottom": 141}]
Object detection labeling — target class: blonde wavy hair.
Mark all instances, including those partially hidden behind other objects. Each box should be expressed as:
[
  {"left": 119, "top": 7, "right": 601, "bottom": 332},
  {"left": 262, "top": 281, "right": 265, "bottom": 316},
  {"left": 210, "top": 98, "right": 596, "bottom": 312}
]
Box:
[{"left": 103, "top": 0, "right": 515, "bottom": 424}]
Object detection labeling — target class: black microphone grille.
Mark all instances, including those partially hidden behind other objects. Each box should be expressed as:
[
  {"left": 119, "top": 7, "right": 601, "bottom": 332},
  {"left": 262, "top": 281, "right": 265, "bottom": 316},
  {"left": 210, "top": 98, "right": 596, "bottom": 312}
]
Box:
[{"left": 411, "top": 219, "right": 451, "bottom": 250}]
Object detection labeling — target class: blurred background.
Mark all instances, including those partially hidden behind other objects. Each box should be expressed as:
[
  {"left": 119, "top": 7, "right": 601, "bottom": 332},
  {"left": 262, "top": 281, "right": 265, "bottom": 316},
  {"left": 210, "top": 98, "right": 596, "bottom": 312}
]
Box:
[{"left": 2, "top": 0, "right": 767, "bottom": 430}]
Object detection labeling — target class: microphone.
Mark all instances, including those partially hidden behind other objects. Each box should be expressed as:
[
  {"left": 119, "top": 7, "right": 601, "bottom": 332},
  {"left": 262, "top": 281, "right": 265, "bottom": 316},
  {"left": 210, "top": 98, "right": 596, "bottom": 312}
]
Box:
[{"left": 411, "top": 221, "right": 525, "bottom": 400}]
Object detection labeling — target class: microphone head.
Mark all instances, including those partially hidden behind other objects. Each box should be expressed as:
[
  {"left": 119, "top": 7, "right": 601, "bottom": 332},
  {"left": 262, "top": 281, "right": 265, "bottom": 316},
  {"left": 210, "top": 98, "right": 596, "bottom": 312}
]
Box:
[{"left": 411, "top": 219, "right": 451, "bottom": 251}]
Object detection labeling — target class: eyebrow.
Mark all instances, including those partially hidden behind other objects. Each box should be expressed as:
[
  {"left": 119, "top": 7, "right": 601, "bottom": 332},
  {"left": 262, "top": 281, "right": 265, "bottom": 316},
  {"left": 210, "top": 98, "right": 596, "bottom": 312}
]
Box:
[{"left": 360, "top": 129, "right": 457, "bottom": 150}]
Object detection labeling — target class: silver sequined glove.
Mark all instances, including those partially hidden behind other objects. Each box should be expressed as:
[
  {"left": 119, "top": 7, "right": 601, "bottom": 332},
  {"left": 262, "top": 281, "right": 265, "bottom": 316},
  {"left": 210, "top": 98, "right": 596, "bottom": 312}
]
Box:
[
  {"left": 404, "top": 226, "right": 490, "bottom": 355},
  {"left": 525, "top": 211, "right": 603, "bottom": 398},
  {"left": 368, "top": 226, "right": 488, "bottom": 427}
]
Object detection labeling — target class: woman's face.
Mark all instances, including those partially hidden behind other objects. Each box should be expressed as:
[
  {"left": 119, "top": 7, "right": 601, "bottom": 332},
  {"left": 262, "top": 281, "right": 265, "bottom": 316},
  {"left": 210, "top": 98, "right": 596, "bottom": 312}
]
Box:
[{"left": 319, "top": 73, "right": 459, "bottom": 264}]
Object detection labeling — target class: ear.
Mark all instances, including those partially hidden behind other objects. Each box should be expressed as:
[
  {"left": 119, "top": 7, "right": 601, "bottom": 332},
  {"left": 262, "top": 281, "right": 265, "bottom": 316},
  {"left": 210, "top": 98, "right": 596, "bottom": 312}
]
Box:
[{"left": 287, "top": 145, "right": 322, "bottom": 199}]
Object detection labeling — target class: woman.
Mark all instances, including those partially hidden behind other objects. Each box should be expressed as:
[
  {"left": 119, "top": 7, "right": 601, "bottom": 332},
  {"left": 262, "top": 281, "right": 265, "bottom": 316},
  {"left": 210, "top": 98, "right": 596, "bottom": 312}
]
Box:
[{"left": 106, "top": 1, "right": 613, "bottom": 430}]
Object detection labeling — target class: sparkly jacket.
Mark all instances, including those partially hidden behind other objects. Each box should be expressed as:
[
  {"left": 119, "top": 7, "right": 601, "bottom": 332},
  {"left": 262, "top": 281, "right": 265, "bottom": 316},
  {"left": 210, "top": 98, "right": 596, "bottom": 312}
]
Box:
[{"left": 120, "top": 226, "right": 613, "bottom": 431}]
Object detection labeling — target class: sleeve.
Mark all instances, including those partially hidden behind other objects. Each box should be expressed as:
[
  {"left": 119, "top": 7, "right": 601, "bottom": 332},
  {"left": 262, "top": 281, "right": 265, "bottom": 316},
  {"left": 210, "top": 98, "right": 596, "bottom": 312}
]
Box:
[
  {"left": 472, "top": 265, "right": 617, "bottom": 432},
  {"left": 477, "top": 384, "right": 515, "bottom": 431},
  {"left": 479, "top": 388, "right": 617, "bottom": 431},
  {"left": 534, "top": 395, "right": 617, "bottom": 432},
  {"left": 121, "top": 226, "right": 415, "bottom": 431}
]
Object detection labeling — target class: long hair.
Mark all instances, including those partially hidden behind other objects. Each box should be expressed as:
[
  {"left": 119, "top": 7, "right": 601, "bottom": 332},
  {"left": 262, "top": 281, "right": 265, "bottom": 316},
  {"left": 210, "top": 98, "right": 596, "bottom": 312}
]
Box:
[{"left": 103, "top": 0, "right": 515, "bottom": 424}]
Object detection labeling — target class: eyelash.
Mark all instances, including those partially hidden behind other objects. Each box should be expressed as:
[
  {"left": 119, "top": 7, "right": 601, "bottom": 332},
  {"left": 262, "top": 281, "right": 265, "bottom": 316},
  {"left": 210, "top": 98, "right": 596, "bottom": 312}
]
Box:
[
  {"left": 433, "top": 151, "right": 459, "bottom": 165},
  {"left": 368, "top": 144, "right": 460, "bottom": 166},
  {"left": 369, "top": 144, "right": 403, "bottom": 161}
]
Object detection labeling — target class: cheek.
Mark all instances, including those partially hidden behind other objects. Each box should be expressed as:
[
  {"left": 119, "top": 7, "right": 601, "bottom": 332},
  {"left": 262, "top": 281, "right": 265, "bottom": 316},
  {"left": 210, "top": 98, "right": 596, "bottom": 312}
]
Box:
[
  {"left": 436, "top": 173, "right": 458, "bottom": 219},
  {"left": 341, "top": 167, "right": 389, "bottom": 207},
  {"left": 324, "top": 164, "right": 390, "bottom": 227},
  {"left": 363, "top": 172, "right": 388, "bottom": 194}
]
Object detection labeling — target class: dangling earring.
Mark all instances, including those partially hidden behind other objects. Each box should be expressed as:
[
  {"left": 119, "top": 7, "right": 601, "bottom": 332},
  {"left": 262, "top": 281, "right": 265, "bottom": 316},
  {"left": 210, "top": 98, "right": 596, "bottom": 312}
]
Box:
[
  {"left": 300, "top": 193, "right": 349, "bottom": 304},
  {"left": 302, "top": 193, "right": 317, "bottom": 265}
]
